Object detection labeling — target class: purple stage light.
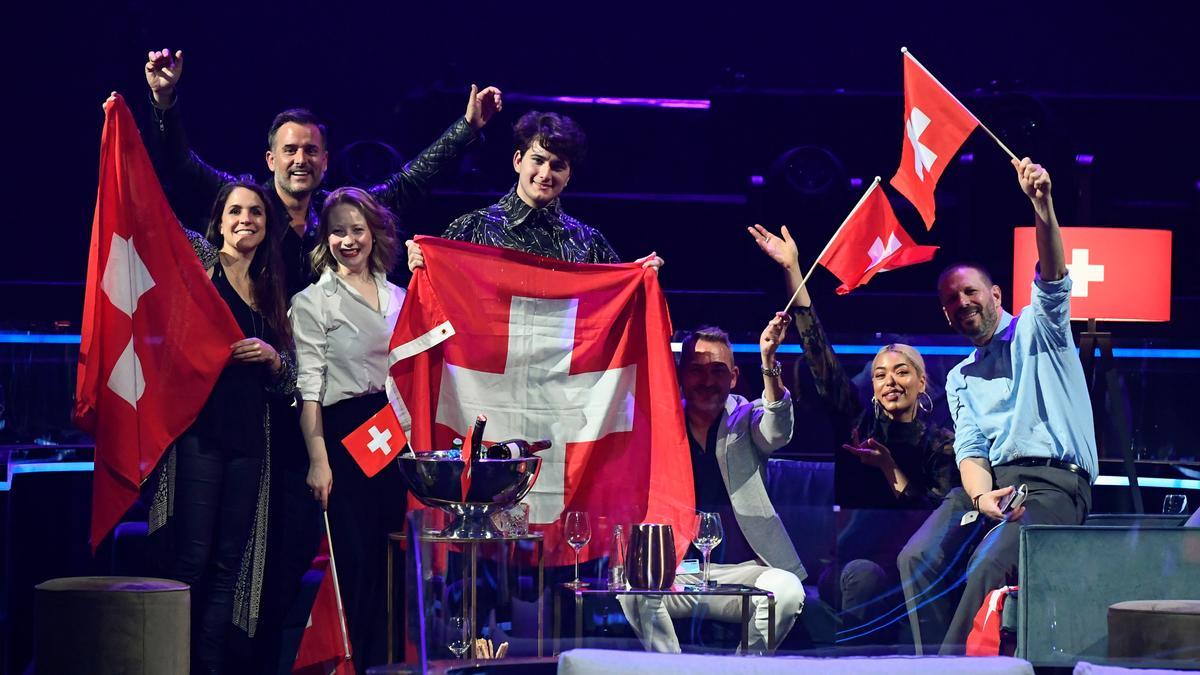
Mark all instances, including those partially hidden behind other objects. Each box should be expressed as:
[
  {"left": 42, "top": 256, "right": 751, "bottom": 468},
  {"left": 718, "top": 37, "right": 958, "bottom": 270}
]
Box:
[
  {"left": 849, "top": 177, "right": 864, "bottom": 188},
  {"left": 1076, "top": 154, "right": 1095, "bottom": 165},
  {"left": 959, "top": 153, "right": 975, "bottom": 164},
  {"left": 507, "top": 93, "right": 711, "bottom": 110},
  {"left": 750, "top": 175, "right": 765, "bottom": 187}
]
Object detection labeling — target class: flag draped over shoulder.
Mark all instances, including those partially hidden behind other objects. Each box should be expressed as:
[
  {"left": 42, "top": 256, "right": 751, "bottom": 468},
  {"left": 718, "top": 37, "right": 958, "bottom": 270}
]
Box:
[
  {"left": 890, "top": 49, "right": 980, "bottom": 229},
  {"left": 74, "top": 95, "right": 242, "bottom": 551},
  {"left": 816, "top": 180, "right": 939, "bottom": 294},
  {"left": 389, "top": 236, "right": 695, "bottom": 564}
]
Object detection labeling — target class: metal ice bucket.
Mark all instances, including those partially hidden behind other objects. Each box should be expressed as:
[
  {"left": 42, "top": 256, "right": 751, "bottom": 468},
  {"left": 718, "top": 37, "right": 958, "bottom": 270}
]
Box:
[
  {"left": 626, "top": 523, "right": 677, "bottom": 590},
  {"left": 397, "top": 453, "right": 541, "bottom": 539}
]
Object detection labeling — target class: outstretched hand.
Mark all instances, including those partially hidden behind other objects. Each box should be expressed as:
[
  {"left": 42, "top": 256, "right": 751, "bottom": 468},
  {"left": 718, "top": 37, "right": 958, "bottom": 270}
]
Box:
[
  {"left": 747, "top": 224, "right": 800, "bottom": 270},
  {"left": 145, "top": 49, "right": 184, "bottom": 107},
  {"left": 465, "top": 84, "right": 503, "bottom": 131},
  {"left": 841, "top": 431, "right": 896, "bottom": 471}
]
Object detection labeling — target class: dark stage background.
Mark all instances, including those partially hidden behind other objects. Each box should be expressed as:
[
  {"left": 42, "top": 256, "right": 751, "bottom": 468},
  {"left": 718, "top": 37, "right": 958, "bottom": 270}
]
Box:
[{"left": 2, "top": 2, "right": 1200, "bottom": 671}]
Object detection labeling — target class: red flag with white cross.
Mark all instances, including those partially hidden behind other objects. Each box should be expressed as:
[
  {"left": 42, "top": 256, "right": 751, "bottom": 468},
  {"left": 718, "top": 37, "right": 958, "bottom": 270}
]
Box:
[
  {"left": 816, "top": 179, "right": 940, "bottom": 294},
  {"left": 889, "top": 48, "right": 980, "bottom": 229},
  {"left": 75, "top": 95, "right": 243, "bottom": 551},
  {"left": 341, "top": 403, "right": 409, "bottom": 477},
  {"left": 388, "top": 237, "right": 695, "bottom": 565}
]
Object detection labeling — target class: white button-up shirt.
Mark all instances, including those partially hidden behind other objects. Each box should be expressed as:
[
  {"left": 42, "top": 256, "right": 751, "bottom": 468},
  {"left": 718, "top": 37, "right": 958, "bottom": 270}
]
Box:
[{"left": 290, "top": 268, "right": 406, "bottom": 407}]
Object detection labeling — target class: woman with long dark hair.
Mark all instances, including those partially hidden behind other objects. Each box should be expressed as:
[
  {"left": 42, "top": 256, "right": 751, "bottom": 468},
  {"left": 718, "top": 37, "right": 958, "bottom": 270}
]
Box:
[
  {"left": 290, "top": 187, "right": 408, "bottom": 671},
  {"left": 150, "top": 181, "right": 297, "bottom": 674}
]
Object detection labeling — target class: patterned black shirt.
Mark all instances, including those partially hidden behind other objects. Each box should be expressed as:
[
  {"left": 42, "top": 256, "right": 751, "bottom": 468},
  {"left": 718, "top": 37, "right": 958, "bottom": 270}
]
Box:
[{"left": 441, "top": 187, "right": 620, "bottom": 263}]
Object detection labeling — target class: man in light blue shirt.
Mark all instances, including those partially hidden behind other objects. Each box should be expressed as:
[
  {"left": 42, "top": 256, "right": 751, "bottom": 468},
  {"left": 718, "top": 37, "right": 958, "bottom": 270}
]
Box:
[{"left": 937, "top": 157, "right": 1097, "bottom": 654}]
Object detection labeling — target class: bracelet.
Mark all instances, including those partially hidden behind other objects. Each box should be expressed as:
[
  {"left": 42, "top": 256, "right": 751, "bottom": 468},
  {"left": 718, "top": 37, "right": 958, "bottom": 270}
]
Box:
[
  {"left": 760, "top": 361, "right": 783, "bottom": 377},
  {"left": 972, "top": 494, "right": 983, "bottom": 510}
]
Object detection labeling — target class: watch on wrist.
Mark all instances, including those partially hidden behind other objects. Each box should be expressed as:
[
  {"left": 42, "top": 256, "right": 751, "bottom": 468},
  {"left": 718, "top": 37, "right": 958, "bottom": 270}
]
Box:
[{"left": 760, "top": 361, "right": 782, "bottom": 377}]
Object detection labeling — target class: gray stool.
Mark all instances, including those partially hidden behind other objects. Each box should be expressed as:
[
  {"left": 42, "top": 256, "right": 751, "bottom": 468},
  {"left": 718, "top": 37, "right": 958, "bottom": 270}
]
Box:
[
  {"left": 35, "top": 576, "right": 190, "bottom": 674},
  {"left": 1108, "top": 599, "right": 1200, "bottom": 662}
]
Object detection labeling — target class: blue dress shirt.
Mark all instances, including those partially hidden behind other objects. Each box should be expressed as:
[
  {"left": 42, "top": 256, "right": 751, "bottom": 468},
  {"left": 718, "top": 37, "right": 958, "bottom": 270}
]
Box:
[{"left": 945, "top": 272, "right": 1098, "bottom": 482}]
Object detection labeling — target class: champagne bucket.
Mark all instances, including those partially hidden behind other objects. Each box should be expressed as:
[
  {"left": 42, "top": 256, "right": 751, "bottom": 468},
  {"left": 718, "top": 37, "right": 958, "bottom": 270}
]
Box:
[{"left": 626, "top": 523, "right": 676, "bottom": 590}]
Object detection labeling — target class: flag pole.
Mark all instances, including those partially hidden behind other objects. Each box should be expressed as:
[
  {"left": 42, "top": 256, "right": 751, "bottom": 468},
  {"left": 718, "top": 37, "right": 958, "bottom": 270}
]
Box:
[
  {"left": 324, "top": 510, "right": 353, "bottom": 662},
  {"left": 782, "top": 177, "right": 881, "bottom": 314},
  {"left": 900, "top": 47, "right": 1018, "bottom": 161}
]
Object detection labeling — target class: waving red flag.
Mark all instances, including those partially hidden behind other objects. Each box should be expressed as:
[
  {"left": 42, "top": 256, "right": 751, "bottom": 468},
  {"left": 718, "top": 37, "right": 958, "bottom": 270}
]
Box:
[
  {"left": 75, "top": 95, "right": 242, "bottom": 550},
  {"left": 816, "top": 179, "right": 939, "bottom": 294},
  {"left": 889, "top": 48, "right": 980, "bottom": 229},
  {"left": 388, "top": 237, "right": 695, "bottom": 565}
]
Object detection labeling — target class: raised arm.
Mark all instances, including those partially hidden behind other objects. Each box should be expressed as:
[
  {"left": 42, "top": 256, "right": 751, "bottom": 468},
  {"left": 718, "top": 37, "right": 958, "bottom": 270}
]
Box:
[
  {"left": 1014, "top": 157, "right": 1065, "bottom": 281},
  {"left": 370, "top": 85, "right": 502, "bottom": 217},
  {"left": 144, "top": 48, "right": 240, "bottom": 226},
  {"left": 749, "top": 224, "right": 861, "bottom": 424}
]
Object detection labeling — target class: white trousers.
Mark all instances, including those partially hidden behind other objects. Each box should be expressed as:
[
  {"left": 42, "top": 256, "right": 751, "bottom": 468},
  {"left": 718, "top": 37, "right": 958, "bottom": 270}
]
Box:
[{"left": 617, "top": 560, "right": 805, "bottom": 654}]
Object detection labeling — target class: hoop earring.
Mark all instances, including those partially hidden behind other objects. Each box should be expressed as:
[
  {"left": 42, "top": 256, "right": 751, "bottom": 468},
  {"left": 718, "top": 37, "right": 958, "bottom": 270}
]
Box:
[
  {"left": 917, "top": 391, "right": 934, "bottom": 415},
  {"left": 872, "top": 397, "right": 882, "bottom": 419}
]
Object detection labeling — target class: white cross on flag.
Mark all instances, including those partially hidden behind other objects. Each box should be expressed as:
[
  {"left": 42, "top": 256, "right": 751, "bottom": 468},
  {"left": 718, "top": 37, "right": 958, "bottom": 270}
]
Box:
[
  {"left": 816, "top": 179, "right": 940, "bottom": 294},
  {"left": 389, "top": 237, "right": 694, "bottom": 564},
  {"left": 889, "top": 49, "right": 980, "bottom": 230},
  {"left": 75, "top": 95, "right": 243, "bottom": 550},
  {"left": 341, "top": 400, "right": 409, "bottom": 477}
]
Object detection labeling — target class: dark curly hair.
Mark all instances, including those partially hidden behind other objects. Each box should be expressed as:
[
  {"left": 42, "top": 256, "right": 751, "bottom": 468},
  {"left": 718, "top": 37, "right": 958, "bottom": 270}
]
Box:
[{"left": 513, "top": 110, "right": 587, "bottom": 167}]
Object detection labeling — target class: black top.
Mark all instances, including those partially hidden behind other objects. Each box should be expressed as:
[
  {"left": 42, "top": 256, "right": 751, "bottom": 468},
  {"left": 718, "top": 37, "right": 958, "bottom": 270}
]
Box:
[
  {"left": 189, "top": 265, "right": 280, "bottom": 458},
  {"left": 441, "top": 187, "right": 620, "bottom": 263},
  {"left": 687, "top": 418, "right": 755, "bottom": 566},
  {"left": 791, "top": 304, "right": 959, "bottom": 509}
]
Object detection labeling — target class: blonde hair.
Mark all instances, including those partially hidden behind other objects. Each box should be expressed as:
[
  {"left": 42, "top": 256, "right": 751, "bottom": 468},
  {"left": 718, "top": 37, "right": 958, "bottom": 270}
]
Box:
[
  {"left": 310, "top": 187, "right": 399, "bottom": 276},
  {"left": 873, "top": 343, "right": 926, "bottom": 380}
]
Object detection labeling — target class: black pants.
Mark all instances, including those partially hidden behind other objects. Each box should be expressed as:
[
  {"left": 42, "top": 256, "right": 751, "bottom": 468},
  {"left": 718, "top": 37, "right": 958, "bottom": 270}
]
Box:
[
  {"left": 323, "top": 393, "right": 408, "bottom": 672},
  {"left": 169, "top": 433, "right": 262, "bottom": 675},
  {"left": 253, "top": 402, "right": 322, "bottom": 674},
  {"left": 939, "top": 465, "right": 1090, "bottom": 654}
]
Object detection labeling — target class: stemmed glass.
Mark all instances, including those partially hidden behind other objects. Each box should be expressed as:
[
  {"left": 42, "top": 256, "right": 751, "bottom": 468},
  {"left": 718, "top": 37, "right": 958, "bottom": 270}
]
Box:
[
  {"left": 694, "top": 511, "right": 724, "bottom": 589},
  {"left": 447, "top": 615, "right": 472, "bottom": 659},
  {"left": 564, "top": 511, "right": 592, "bottom": 589}
]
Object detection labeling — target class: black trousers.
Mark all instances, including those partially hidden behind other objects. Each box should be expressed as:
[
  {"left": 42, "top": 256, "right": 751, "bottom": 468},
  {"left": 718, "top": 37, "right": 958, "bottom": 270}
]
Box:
[
  {"left": 252, "top": 402, "right": 322, "bottom": 674},
  {"left": 323, "top": 393, "right": 408, "bottom": 672},
  {"left": 939, "top": 464, "right": 1091, "bottom": 654},
  {"left": 169, "top": 433, "right": 262, "bottom": 675}
]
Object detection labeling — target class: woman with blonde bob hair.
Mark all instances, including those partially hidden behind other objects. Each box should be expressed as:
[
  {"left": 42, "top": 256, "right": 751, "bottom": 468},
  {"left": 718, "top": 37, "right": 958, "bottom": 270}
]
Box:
[
  {"left": 750, "top": 224, "right": 972, "bottom": 653},
  {"left": 290, "top": 186, "right": 407, "bottom": 670}
]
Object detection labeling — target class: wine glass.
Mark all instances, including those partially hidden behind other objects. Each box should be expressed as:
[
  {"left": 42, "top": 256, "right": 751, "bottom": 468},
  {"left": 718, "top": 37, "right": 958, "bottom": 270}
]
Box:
[
  {"left": 694, "top": 512, "right": 724, "bottom": 589},
  {"left": 447, "top": 615, "right": 472, "bottom": 659},
  {"left": 564, "top": 511, "right": 592, "bottom": 589}
]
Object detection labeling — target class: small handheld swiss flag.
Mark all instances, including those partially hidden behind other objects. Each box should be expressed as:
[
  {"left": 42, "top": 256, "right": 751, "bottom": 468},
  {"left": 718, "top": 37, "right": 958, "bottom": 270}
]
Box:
[
  {"left": 341, "top": 403, "right": 408, "bottom": 478},
  {"left": 816, "top": 179, "right": 939, "bottom": 294}
]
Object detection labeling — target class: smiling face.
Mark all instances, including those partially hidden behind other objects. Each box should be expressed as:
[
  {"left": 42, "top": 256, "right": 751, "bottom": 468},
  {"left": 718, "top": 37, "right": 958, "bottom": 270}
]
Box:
[
  {"left": 219, "top": 186, "right": 268, "bottom": 254},
  {"left": 680, "top": 338, "right": 739, "bottom": 417},
  {"left": 326, "top": 203, "right": 374, "bottom": 275},
  {"left": 266, "top": 122, "right": 328, "bottom": 197},
  {"left": 513, "top": 141, "right": 571, "bottom": 208},
  {"left": 872, "top": 348, "right": 927, "bottom": 421},
  {"left": 939, "top": 266, "right": 1003, "bottom": 345}
]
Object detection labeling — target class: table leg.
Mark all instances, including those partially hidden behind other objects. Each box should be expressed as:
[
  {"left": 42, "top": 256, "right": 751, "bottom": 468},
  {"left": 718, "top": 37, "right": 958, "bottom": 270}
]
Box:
[
  {"left": 741, "top": 595, "right": 751, "bottom": 654},
  {"left": 767, "top": 593, "right": 776, "bottom": 653},
  {"left": 575, "top": 590, "right": 583, "bottom": 650},
  {"left": 537, "top": 538, "right": 544, "bottom": 657},
  {"left": 469, "top": 541, "right": 478, "bottom": 646}
]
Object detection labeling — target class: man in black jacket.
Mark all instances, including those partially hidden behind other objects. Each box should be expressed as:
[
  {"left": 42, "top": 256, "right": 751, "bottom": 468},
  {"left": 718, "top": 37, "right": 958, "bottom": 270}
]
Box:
[{"left": 144, "top": 47, "right": 502, "bottom": 297}]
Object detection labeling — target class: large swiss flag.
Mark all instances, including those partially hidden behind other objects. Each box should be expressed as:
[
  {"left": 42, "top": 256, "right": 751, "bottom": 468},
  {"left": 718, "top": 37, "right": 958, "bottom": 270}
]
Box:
[
  {"left": 1011, "top": 227, "right": 1171, "bottom": 321},
  {"left": 388, "top": 237, "right": 694, "bottom": 565},
  {"left": 75, "top": 95, "right": 242, "bottom": 551},
  {"left": 817, "top": 180, "right": 939, "bottom": 294},
  {"left": 889, "top": 49, "right": 980, "bottom": 230}
]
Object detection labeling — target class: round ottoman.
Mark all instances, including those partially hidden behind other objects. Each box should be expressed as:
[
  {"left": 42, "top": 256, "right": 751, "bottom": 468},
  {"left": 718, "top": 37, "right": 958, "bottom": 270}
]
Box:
[
  {"left": 1108, "top": 599, "right": 1200, "bottom": 662},
  {"left": 35, "top": 576, "right": 189, "bottom": 675}
]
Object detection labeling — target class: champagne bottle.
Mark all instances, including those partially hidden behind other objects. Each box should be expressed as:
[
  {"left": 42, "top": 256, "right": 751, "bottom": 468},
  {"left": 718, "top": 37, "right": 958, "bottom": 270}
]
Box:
[
  {"left": 486, "top": 439, "right": 553, "bottom": 459},
  {"left": 469, "top": 415, "right": 488, "bottom": 461}
]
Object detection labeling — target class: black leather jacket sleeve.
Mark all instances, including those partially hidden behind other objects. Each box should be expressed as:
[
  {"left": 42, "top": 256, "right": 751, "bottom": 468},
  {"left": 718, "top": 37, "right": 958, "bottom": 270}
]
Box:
[
  {"left": 150, "top": 96, "right": 242, "bottom": 227},
  {"left": 367, "top": 117, "right": 480, "bottom": 217}
]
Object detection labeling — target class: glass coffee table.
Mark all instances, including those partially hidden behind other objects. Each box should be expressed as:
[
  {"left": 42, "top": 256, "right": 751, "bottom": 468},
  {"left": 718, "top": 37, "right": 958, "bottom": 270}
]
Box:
[{"left": 552, "top": 582, "right": 775, "bottom": 654}]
